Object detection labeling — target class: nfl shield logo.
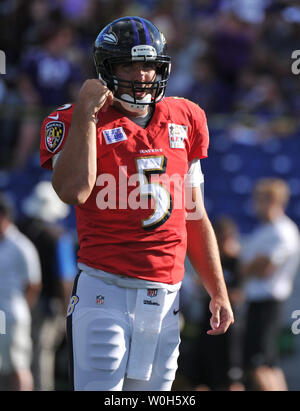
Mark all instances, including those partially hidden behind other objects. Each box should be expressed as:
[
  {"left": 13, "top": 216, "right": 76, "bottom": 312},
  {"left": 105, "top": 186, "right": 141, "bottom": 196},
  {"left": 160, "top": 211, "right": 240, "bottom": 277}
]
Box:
[
  {"left": 96, "top": 295, "right": 104, "bottom": 304},
  {"left": 147, "top": 289, "right": 158, "bottom": 298}
]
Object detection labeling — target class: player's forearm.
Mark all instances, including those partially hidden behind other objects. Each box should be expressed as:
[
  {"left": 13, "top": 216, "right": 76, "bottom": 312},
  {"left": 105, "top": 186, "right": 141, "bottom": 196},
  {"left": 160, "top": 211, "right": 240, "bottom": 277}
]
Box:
[
  {"left": 186, "top": 215, "right": 228, "bottom": 299},
  {"left": 52, "top": 104, "right": 97, "bottom": 205}
]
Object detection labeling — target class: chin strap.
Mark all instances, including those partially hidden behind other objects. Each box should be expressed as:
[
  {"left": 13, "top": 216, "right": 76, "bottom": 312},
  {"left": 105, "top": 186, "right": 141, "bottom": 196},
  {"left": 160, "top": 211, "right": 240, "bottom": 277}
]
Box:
[
  {"left": 98, "top": 73, "right": 153, "bottom": 115},
  {"left": 114, "top": 93, "right": 152, "bottom": 115}
]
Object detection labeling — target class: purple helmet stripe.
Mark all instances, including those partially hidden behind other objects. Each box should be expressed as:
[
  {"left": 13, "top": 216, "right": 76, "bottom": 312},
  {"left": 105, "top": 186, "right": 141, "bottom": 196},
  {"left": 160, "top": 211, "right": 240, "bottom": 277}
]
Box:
[
  {"left": 130, "top": 18, "right": 139, "bottom": 45},
  {"left": 137, "top": 17, "right": 151, "bottom": 45}
]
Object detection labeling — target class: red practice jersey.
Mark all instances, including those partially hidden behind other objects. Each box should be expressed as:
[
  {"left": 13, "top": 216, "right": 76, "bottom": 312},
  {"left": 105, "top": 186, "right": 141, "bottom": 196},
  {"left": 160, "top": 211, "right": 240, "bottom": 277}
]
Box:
[{"left": 40, "top": 97, "right": 209, "bottom": 284}]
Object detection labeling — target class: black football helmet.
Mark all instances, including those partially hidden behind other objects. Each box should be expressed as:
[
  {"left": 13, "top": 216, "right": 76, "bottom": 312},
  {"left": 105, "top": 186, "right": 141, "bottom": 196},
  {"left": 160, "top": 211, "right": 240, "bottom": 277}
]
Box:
[{"left": 93, "top": 16, "right": 171, "bottom": 106}]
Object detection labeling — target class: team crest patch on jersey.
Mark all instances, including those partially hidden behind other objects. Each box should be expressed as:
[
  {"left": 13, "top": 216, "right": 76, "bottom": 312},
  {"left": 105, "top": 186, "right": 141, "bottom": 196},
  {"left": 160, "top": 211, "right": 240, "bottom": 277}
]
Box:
[
  {"left": 103, "top": 127, "right": 127, "bottom": 145},
  {"left": 168, "top": 123, "right": 188, "bottom": 149},
  {"left": 45, "top": 121, "right": 65, "bottom": 153}
]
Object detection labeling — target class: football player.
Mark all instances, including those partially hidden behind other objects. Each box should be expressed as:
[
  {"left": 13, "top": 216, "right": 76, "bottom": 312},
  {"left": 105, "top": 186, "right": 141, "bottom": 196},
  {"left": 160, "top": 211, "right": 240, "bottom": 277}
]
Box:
[{"left": 40, "top": 16, "right": 234, "bottom": 391}]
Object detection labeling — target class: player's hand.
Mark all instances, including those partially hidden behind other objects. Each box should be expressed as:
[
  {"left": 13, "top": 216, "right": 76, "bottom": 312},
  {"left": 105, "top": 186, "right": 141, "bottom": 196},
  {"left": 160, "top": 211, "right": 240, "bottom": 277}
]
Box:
[
  {"left": 77, "top": 79, "right": 114, "bottom": 115},
  {"left": 207, "top": 296, "right": 234, "bottom": 335}
]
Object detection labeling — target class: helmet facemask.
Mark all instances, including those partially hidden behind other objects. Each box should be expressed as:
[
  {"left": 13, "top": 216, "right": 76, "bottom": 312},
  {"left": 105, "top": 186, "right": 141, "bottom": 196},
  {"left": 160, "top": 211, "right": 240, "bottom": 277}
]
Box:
[{"left": 95, "top": 54, "right": 171, "bottom": 112}]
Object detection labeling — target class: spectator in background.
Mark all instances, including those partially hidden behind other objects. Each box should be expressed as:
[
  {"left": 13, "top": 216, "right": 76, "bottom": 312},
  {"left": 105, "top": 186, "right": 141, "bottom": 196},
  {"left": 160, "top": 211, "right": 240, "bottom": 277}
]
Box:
[
  {"left": 0, "top": 193, "right": 41, "bottom": 390},
  {"left": 19, "top": 22, "right": 82, "bottom": 108},
  {"left": 239, "top": 178, "right": 300, "bottom": 391},
  {"left": 0, "top": 77, "right": 23, "bottom": 169},
  {"left": 182, "top": 216, "right": 245, "bottom": 391},
  {"left": 234, "top": 74, "right": 289, "bottom": 119},
  {"left": 211, "top": 217, "right": 245, "bottom": 389},
  {"left": 13, "top": 22, "right": 83, "bottom": 169},
  {"left": 185, "top": 57, "right": 231, "bottom": 115},
  {"left": 209, "top": 11, "right": 256, "bottom": 109},
  {"left": 21, "top": 0, "right": 55, "bottom": 48},
  {"left": 19, "top": 181, "right": 77, "bottom": 391}
]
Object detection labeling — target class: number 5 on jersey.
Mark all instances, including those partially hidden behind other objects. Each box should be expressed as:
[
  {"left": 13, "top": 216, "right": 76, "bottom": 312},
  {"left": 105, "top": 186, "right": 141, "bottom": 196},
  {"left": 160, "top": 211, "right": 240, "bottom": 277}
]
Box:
[{"left": 135, "top": 155, "right": 173, "bottom": 230}]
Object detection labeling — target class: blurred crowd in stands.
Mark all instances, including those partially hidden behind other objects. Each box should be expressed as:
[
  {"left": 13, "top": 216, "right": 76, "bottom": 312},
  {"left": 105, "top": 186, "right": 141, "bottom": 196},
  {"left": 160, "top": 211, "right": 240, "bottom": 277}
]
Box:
[{"left": 0, "top": 0, "right": 300, "bottom": 391}]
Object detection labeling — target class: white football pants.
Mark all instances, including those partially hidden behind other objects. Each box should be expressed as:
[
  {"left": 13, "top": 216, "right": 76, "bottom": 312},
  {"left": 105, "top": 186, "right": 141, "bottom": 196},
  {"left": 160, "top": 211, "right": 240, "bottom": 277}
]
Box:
[{"left": 66, "top": 271, "right": 181, "bottom": 391}]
